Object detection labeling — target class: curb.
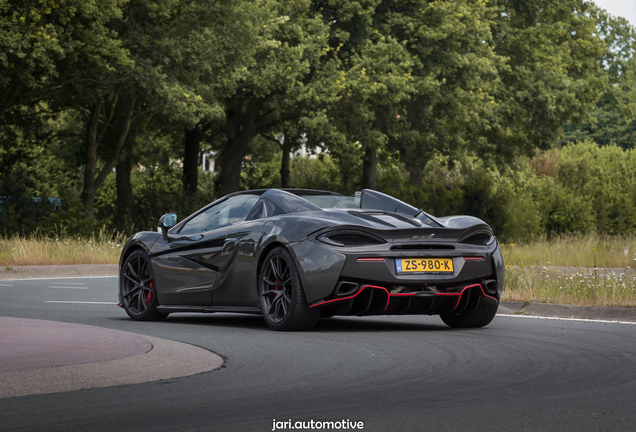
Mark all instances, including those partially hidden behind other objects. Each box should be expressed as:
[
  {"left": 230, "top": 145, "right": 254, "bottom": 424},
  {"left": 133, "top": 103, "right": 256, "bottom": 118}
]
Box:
[
  {"left": 498, "top": 301, "right": 636, "bottom": 323},
  {"left": 0, "top": 326, "right": 223, "bottom": 399}
]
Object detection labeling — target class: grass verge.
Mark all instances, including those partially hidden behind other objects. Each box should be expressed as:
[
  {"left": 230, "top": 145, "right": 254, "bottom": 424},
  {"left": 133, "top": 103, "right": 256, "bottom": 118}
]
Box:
[
  {"left": 502, "top": 266, "right": 636, "bottom": 308},
  {"left": 501, "top": 233, "right": 636, "bottom": 268},
  {"left": 0, "top": 229, "right": 125, "bottom": 266}
]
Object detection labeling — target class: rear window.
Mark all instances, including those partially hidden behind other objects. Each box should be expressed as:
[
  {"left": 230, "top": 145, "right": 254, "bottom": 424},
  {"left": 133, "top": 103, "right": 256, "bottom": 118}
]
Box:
[{"left": 301, "top": 195, "right": 360, "bottom": 209}]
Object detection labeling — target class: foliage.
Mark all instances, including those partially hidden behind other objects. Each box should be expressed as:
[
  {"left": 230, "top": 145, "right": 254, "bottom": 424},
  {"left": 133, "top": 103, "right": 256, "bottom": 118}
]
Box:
[
  {"left": 0, "top": 0, "right": 634, "bottom": 243},
  {"left": 563, "top": 6, "right": 636, "bottom": 149},
  {"left": 93, "top": 162, "right": 218, "bottom": 234},
  {"left": 487, "top": 0, "right": 606, "bottom": 160},
  {"left": 557, "top": 141, "right": 636, "bottom": 234},
  {"left": 0, "top": 0, "right": 129, "bottom": 117},
  {"left": 240, "top": 136, "right": 283, "bottom": 190},
  {"left": 289, "top": 141, "right": 636, "bottom": 242},
  {"left": 289, "top": 154, "right": 347, "bottom": 192},
  {"left": 381, "top": 0, "right": 504, "bottom": 180}
]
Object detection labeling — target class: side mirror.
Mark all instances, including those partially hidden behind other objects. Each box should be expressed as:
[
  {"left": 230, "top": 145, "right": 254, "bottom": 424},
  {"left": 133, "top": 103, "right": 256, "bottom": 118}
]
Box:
[{"left": 158, "top": 213, "right": 177, "bottom": 242}]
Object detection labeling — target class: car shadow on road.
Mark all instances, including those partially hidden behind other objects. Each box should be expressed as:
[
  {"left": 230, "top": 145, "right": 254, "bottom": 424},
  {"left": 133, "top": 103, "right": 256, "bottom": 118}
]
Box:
[
  {"left": 314, "top": 316, "right": 454, "bottom": 332},
  {"left": 124, "top": 313, "right": 460, "bottom": 333}
]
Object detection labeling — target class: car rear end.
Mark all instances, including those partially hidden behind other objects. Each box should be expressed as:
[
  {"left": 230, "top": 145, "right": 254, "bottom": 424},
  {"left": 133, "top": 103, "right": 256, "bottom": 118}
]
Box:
[{"left": 293, "top": 210, "right": 504, "bottom": 320}]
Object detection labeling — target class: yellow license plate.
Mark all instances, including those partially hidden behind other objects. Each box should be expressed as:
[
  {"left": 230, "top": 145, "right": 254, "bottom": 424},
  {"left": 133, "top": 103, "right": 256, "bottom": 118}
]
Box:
[{"left": 396, "top": 258, "right": 454, "bottom": 274}]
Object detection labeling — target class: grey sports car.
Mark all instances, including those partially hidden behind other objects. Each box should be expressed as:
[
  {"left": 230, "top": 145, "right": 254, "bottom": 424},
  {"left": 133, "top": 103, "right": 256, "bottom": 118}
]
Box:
[{"left": 118, "top": 188, "right": 504, "bottom": 331}]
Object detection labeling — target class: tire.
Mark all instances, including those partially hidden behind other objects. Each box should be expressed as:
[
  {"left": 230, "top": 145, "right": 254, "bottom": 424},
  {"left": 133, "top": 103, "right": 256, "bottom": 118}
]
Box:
[
  {"left": 440, "top": 300, "right": 498, "bottom": 328},
  {"left": 258, "top": 246, "right": 320, "bottom": 331},
  {"left": 120, "top": 250, "right": 168, "bottom": 321}
]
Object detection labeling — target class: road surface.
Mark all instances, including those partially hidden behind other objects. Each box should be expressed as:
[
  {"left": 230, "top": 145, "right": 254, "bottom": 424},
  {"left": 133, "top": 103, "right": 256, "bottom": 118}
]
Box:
[{"left": 1, "top": 276, "right": 635, "bottom": 432}]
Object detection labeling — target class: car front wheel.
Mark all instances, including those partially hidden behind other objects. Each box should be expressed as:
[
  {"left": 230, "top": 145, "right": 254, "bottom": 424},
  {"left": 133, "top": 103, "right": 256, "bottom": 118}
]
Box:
[{"left": 120, "top": 250, "right": 168, "bottom": 321}]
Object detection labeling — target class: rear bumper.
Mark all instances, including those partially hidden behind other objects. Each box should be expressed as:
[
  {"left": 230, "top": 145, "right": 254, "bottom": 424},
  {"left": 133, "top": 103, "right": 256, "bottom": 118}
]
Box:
[
  {"left": 309, "top": 282, "right": 499, "bottom": 317},
  {"left": 339, "top": 254, "right": 495, "bottom": 287},
  {"left": 292, "top": 239, "right": 500, "bottom": 304}
]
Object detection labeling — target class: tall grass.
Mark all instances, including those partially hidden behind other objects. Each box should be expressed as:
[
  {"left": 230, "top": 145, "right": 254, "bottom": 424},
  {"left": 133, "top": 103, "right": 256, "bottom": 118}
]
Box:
[
  {"left": 501, "top": 233, "right": 636, "bottom": 268},
  {"left": 502, "top": 266, "right": 636, "bottom": 308},
  {"left": 0, "top": 227, "right": 126, "bottom": 266}
]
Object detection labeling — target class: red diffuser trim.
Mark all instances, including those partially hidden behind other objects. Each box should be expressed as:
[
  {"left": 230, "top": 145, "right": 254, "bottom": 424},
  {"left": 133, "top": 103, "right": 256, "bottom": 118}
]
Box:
[{"left": 310, "top": 283, "right": 498, "bottom": 311}]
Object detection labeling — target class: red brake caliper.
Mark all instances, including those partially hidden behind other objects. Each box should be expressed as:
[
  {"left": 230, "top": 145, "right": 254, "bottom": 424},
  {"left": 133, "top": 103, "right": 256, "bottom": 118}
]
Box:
[{"left": 147, "top": 280, "right": 153, "bottom": 303}]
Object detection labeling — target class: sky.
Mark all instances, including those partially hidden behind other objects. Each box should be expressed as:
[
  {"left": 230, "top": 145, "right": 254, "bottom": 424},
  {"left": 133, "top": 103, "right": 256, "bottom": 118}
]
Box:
[{"left": 591, "top": 0, "right": 636, "bottom": 27}]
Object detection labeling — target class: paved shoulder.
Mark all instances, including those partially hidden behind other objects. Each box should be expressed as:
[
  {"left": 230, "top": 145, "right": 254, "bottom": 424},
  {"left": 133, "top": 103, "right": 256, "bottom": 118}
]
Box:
[
  {"left": 0, "top": 264, "right": 118, "bottom": 280},
  {"left": 0, "top": 317, "right": 223, "bottom": 398},
  {"left": 499, "top": 301, "right": 636, "bottom": 322}
]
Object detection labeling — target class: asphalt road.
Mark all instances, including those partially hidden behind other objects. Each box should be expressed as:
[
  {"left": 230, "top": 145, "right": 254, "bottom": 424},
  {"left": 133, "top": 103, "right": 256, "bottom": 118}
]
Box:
[{"left": 1, "top": 277, "right": 636, "bottom": 432}]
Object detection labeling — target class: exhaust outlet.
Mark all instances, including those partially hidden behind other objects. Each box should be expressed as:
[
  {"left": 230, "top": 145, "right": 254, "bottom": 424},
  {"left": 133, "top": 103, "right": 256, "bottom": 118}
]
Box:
[
  {"left": 335, "top": 281, "right": 360, "bottom": 296},
  {"left": 483, "top": 279, "right": 498, "bottom": 295}
]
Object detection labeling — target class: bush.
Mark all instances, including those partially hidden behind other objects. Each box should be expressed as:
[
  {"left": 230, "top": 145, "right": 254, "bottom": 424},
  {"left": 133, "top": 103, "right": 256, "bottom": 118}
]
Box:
[
  {"left": 558, "top": 141, "right": 636, "bottom": 234},
  {"left": 371, "top": 147, "right": 609, "bottom": 242},
  {"left": 290, "top": 155, "right": 345, "bottom": 192}
]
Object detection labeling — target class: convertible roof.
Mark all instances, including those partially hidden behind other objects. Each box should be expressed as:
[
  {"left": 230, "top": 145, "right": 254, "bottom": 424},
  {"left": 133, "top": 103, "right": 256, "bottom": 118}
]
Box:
[
  {"left": 226, "top": 188, "right": 327, "bottom": 213},
  {"left": 229, "top": 188, "right": 343, "bottom": 197}
]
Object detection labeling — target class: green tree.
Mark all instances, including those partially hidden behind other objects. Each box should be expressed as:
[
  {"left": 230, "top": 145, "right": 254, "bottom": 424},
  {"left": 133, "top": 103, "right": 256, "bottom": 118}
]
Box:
[
  {"left": 563, "top": 7, "right": 636, "bottom": 149},
  {"left": 488, "top": 0, "right": 606, "bottom": 159},
  {"left": 377, "top": 0, "right": 504, "bottom": 185},
  {"left": 308, "top": 0, "right": 415, "bottom": 189},
  {"left": 0, "top": 0, "right": 128, "bottom": 119},
  {"left": 61, "top": 0, "right": 237, "bottom": 219},
  {"left": 203, "top": 0, "right": 330, "bottom": 196}
]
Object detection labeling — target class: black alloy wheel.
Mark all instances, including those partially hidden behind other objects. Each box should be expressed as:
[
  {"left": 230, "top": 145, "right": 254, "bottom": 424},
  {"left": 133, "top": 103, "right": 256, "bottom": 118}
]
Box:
[
  {"left": 259, "top": 246, "right": 320, "bottom": 331},
  {"left": 120, "top": 250, "right": 168, "bottom": 321}
]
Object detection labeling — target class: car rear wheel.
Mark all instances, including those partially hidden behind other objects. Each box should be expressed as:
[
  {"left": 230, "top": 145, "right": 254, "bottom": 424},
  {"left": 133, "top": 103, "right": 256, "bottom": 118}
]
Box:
[
  {"left": 120, "top": 250, "right": 168, "bottom": 321},
  {"left": 440, "top": 300, "right": 498, "bottom": 328},
  {"left": 259, "top": 246, "right": 320, "bottom": 331}
]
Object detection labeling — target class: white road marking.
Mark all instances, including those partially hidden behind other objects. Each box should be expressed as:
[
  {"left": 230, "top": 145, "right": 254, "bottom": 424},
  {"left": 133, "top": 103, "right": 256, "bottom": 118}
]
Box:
[
  {"left": 498, "top": 313, "right": 636, "bottom": 325},
  {"left": 48, "top": 282, "right": 87, "bottom": 285},
  {"left": 44, "top": 301, "right": 117, "bottom": 305},
  {"left": 0, "top": 276, "right": 117, "bottom": 281},
  {"left": 47, "top": 286, "right": 89, "bottom": 289},
  {"left": 0, "top": 284, "right": 13, "bottom": 286}
]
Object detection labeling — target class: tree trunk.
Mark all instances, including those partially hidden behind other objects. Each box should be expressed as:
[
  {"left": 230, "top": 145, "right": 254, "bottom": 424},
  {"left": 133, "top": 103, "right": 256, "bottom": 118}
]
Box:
[
  {"left": 0, "top": 79, "right": 23, "bottom": 120},
  {"left": 280, "top": 135, "right": 292, "bottom": 188},
  {"left": 218, "top": 135, "right": 252, "bottom": 196},
  {"left": 116, "top": 158, "right": 134, "bottom": 230},
  {"left": 183, "top": 127, "right": 202, "bottom": 195},
  {"left": 217, "top": 96, "right": 263, "bottom": 195},
  {"left": 361, "top": 146, "right": 377, "bottom": 190},
  {"left": 79, "top": 100, "right": 103, "bottom": 219},
  {"left": 80, "top": 95, "right": 135, "bottom": 220}
]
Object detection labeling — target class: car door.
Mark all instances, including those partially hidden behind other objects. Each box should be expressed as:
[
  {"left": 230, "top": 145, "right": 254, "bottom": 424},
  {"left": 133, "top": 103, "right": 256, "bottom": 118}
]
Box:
[
  {"left": 207, "top": 218, "right": 266, "bottom": 307},
  {"left": 151, "top": 227, "right": 230, "bottom": 306},
  {"left": 151, "top": 194, "right": 260, "bottom": 306}
]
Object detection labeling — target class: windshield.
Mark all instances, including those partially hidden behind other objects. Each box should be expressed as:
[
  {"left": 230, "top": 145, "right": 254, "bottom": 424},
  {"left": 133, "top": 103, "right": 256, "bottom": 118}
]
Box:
[{"left": 179, "top": 194, "right": 260, "bottom": 234}]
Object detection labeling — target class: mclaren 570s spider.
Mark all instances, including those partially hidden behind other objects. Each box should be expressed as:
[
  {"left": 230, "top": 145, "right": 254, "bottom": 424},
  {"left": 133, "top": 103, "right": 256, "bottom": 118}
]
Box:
[{"left": 118, "top": 188, "right": 504, "bottom": 331}]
